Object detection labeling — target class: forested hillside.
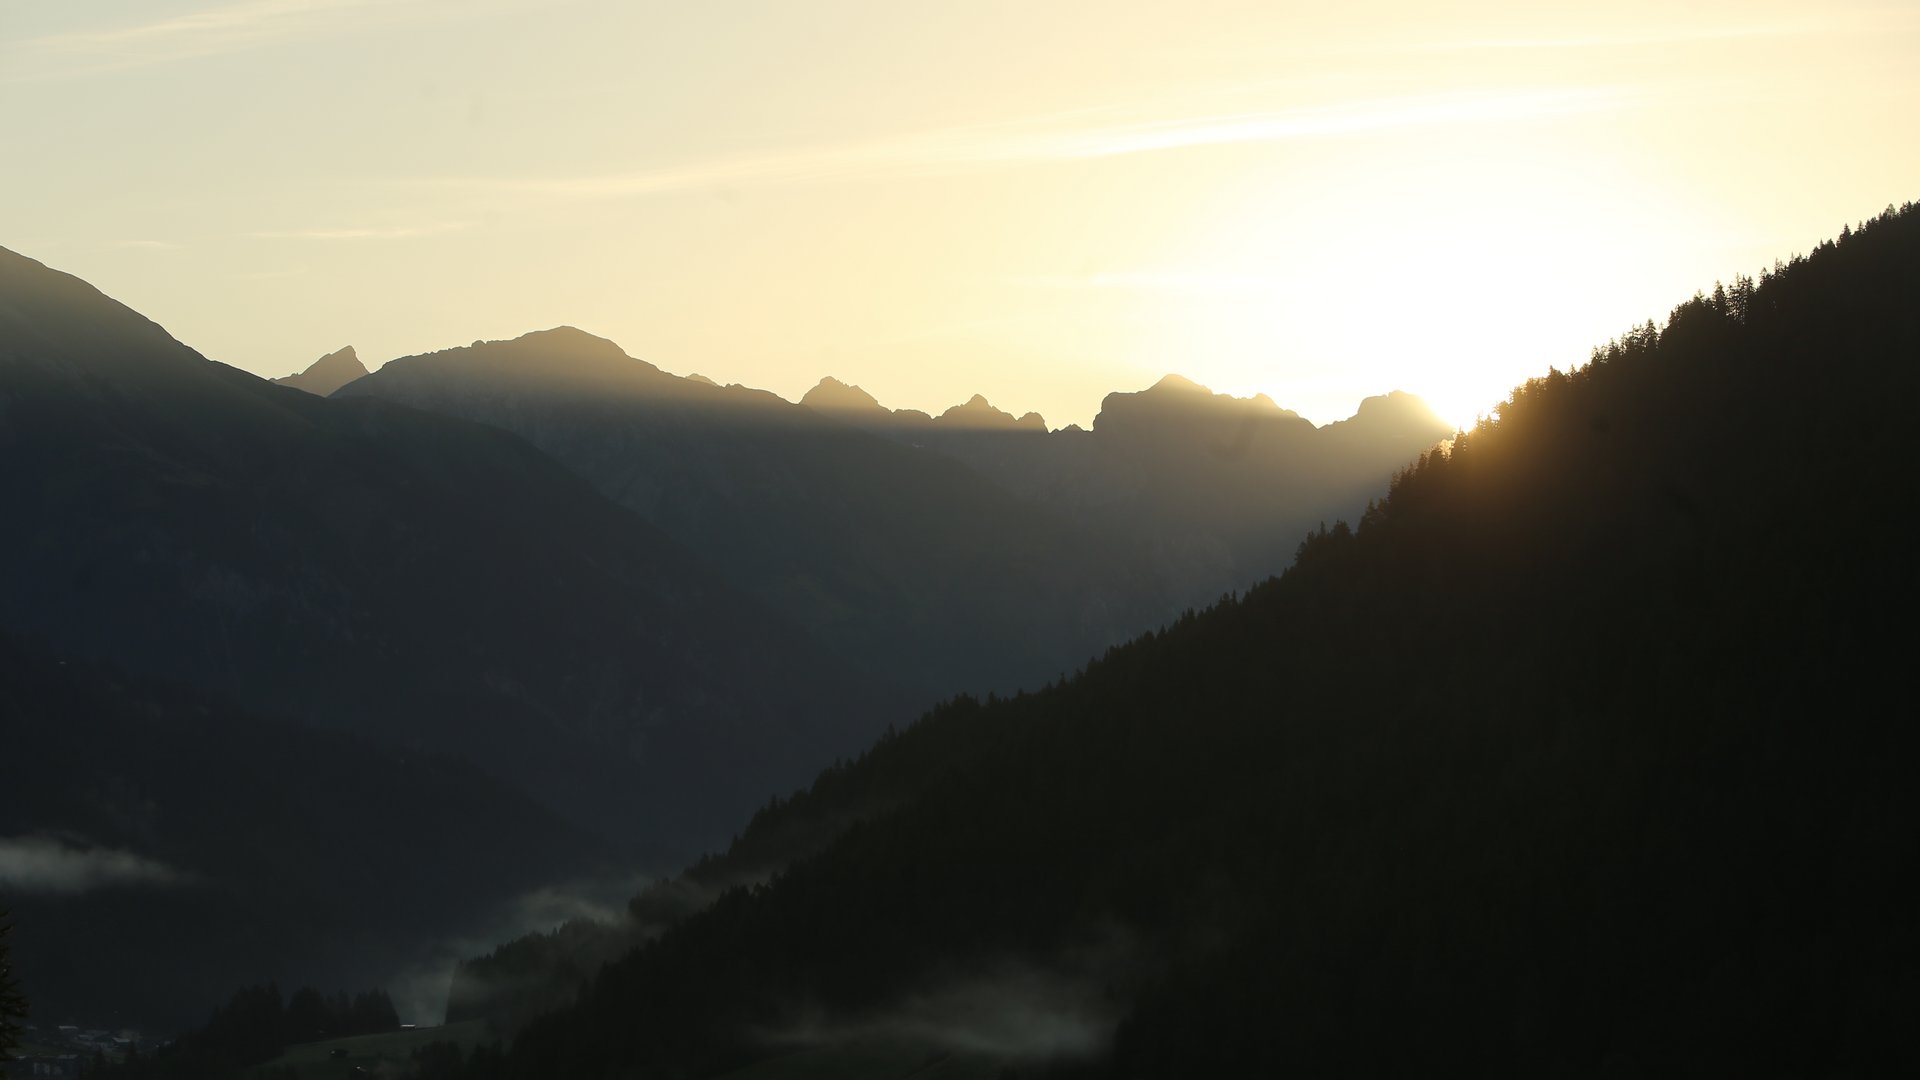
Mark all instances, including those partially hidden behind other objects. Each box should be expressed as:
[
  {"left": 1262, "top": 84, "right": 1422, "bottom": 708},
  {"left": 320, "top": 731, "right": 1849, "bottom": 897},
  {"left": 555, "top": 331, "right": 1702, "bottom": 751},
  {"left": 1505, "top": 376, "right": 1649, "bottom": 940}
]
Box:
[{"left": 444, "top": 205, "right": 1920, "bottom": 1077}]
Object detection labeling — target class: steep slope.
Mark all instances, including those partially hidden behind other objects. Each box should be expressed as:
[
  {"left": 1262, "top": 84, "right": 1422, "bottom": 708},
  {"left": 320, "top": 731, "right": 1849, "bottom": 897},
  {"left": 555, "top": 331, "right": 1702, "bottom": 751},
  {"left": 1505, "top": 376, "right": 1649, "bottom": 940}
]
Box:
[
  {"left": 803, "top": 374, "right": 1453, "bottom": 602},
  {"left": 0, "top": 636, "right": 604, "bottom": 1031},
  {"left": 0, "top": 246, "right": 889, "bottom": 859},
  {"left": 458, "top": 205, "right": 1920, "bottom": 1078},
  {"left": 272, "top": 345, "right": 367, "bottom": 395},
  {"left": 336, "top": 331, "right": 1160, "bottom": 698}
]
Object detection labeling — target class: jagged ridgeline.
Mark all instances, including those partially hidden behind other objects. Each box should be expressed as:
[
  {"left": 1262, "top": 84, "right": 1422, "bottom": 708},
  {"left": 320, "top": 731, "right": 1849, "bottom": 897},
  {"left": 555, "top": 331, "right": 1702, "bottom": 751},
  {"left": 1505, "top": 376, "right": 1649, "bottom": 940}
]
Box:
[
  {"left": 0, "top": 243, "right": 896, "bottom": 863},
  {"left": 446, "top": 205, "right": 1920, "bottom": 1077},
  {"left": 334, "top": 328, "right": 1449, "bottom": 701}
]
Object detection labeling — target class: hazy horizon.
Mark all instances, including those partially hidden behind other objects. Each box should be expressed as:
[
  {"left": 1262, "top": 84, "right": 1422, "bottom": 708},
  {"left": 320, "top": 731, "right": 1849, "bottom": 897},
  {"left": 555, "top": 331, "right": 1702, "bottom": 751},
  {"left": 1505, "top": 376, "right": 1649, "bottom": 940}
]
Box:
[{"left": 6, "top": 1, "right": 1917, "bottom": 429}]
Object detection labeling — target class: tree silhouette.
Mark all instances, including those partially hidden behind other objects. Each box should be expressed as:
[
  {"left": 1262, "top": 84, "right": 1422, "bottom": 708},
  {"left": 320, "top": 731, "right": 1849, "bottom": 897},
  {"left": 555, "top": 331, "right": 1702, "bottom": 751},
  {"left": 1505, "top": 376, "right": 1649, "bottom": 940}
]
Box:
[{"left": 0, "top": 910, "right": 26, "bottom": 1062}]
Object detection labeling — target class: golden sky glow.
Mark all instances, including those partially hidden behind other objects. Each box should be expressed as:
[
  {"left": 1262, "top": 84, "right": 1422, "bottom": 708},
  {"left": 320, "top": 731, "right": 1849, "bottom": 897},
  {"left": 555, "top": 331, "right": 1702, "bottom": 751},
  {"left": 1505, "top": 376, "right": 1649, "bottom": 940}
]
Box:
[{"left": 5, "top": 1, "right": 1917, "bottom": 429}]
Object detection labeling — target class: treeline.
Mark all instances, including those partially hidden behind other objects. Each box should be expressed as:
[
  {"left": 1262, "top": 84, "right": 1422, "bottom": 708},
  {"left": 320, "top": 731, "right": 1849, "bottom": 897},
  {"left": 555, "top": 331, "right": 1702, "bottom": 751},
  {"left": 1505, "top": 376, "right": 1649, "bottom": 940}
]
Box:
[
  {"left": 425, "top": 202, "right": 1920, "bottom": 1077},
  {"left": 446, "top": 919, "right": 630, "bottom": 1036},
  {"left": 94, "top": 985, "right": 399, "bottom": 1079}
]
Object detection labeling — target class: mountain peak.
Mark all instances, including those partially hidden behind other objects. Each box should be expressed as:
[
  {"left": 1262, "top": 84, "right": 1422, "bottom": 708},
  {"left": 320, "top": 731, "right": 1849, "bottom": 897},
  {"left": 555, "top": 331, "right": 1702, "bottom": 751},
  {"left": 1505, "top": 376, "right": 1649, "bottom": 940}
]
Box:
[
  {"left": 1353, "top": 389, "right": 1444, "bottom": 423},
  {"left": 802, "top": 376, "right": 885, "bottom": 414},
  {"left": 275, "top": 345, "right": 368, "bottom": 396},
  {"left": 343, "top": 326, "right": 661, "bottom": 396},
  {"left": 507, "top": 325, "right": 635, "bottom": 364},
  {"left": 1149, "top": 373, "right": 1211, "bottom": 395},
  {"left": 1322, "top": 390, "right": 1452, "bottom": 441},
  {"left": 936, "top": 393, "right": 1046, "bottom": 432}
]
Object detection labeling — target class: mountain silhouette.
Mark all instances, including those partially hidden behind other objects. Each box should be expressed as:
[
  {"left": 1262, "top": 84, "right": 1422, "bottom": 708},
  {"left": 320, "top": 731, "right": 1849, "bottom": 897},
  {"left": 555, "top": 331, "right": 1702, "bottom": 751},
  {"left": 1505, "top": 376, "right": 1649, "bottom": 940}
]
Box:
[
  {"left": 797, "top": 374, "right": 886, "bottom": 415},
  {"left": 272, "top": 345, "right": 367, "bottom": 395},
  {"left": 937, "top": 393, "right": 1047, "bottom": 431},
  {"left": 439, "top": 205, "right": 1920, "bottom": 1077},
  {"left": 337, "top": 330, "right": 1163, "bottom": 698},
  {"left": 804, "top": 372, "right": 1452, "bottom": 603},
  {"left": 0, "top": 246, "right": 890, "bottom": 864}
]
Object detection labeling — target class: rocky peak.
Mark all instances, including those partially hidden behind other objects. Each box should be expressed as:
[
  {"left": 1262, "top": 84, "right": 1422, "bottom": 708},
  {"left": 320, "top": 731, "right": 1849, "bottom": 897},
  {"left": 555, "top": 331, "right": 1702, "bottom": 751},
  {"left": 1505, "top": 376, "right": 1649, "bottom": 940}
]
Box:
[{"left": 275, "top": 345, "right": 369, "bottom": 396}]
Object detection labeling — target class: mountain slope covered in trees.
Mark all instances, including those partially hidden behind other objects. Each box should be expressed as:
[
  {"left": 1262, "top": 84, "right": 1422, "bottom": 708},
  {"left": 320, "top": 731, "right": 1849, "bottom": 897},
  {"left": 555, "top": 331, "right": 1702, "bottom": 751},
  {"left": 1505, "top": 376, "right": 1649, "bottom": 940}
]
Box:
[{"left": 446, "top": 205, "right": 1920, "bottom": 1077}]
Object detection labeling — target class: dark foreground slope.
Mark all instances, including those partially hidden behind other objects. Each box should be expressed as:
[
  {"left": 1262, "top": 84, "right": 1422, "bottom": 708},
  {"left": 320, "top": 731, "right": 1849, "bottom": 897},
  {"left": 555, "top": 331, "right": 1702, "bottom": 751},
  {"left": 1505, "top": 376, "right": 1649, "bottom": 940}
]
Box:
[
  {"left": 0, "top": 637, "right": 601, "bottom": 1030},
  {"left": 455, "top": 206, "right": 1920, "bottom": 1078},
  {"left": 0, "top": 246, "right": 889, "bottom": 857}
]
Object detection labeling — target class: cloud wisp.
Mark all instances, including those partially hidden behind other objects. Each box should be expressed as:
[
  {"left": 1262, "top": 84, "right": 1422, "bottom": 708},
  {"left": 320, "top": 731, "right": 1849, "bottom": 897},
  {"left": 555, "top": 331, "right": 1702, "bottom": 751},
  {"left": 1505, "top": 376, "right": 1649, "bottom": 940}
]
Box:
[
  {"left": 1395, "top": 7, "right": 1919, "bottom": 55},
  {"left": 4, "top": 0, "right": 460, "bottom": 81},
  {"left": 249, "top": 221, "right": 472, "bottom": 241},
  {"left": 408, "top": 85, "right": 1632, "bottom": 207},
  {"left": 763, "top": 961, "right": 1121, "bottom": 1064},
  {"left": 0, "top": 835, "right": 188, "bottom": 894},
  {"left": 1011, "top": 270, "right": 1292, "bottom": 296},
  {"left": 381, "top": 869, "right": 661, "bottom": 1025}
]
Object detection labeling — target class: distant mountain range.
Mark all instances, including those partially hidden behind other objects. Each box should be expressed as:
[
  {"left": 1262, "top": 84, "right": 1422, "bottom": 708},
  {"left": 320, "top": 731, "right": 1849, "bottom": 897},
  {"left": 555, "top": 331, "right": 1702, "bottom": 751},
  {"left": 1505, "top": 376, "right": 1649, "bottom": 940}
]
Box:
[
  {"left": 801, "top": 371, "right": 1453, "bottom": 604},
  {"left": 2, "top": 239, "right": 1445, "bottom": 1032},
  {"left": 0, "top": 245, "right": 895, "bottom": 857},
  {"left": 332, "top": 330, "right": 1448, "bottom": 698},
  {"left": 333, "top": 329, "right": 1165, "bottom": 698}
]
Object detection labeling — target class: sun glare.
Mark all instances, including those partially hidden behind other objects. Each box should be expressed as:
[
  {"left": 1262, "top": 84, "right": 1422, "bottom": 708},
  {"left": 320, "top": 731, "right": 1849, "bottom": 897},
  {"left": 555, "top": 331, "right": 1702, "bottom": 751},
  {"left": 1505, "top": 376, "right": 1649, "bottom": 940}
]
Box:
[{"left": 1124, "top": 127, "right": 1698, "bottom": 430}]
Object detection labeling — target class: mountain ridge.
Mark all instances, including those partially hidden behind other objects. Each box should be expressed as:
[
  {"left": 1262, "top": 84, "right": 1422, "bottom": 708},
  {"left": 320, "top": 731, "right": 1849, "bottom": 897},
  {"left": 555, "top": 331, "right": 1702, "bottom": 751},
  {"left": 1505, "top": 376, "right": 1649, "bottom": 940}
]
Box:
[
  {"left": 0, "top": 245, "right": 894, "bottom": 860},
  {"left": 338, "top": 334, "right": 1165, "bottom": 699}
]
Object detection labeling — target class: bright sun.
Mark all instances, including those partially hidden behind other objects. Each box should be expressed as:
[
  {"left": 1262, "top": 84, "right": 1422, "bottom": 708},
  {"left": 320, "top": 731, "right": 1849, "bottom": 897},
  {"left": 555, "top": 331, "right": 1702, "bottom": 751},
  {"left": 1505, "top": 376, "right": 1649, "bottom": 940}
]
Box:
[{"left": 1138, "top": 130, "right": 1695, "bottom": 431}]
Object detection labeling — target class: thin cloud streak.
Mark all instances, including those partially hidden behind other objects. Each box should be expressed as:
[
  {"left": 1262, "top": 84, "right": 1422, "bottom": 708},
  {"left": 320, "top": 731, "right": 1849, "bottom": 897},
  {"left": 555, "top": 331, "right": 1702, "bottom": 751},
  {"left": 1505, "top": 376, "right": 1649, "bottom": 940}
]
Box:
[
  {"left": 0, "top": 835, "right": 187, "bottom": 894},
  {"left": 417, "top": 86, "right": 1632, "bottom": 205},
  {"left": 1397, "top": 8, "right": 1919, "bottom": 54},
  {"left": 250, "top": 221, "right": 472, "bottom": 240},
  {"left": 1067, "top": 88, "right": 1623, "bottom": 157},
  {"left": 4, "top": 0, "right": 469, "bottom": 81},
  {"left": 1012, "top": 270, "right": 1290, "bottom": 296}
]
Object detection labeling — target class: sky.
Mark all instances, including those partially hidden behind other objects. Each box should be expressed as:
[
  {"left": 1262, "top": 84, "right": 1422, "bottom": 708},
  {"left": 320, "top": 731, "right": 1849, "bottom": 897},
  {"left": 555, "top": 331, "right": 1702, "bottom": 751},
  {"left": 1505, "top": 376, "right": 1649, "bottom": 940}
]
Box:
[{"left": 3, "top": 1, "right": 1917, "bottom": 430}]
